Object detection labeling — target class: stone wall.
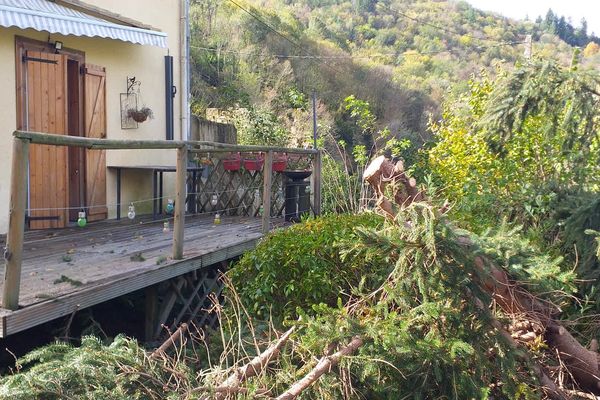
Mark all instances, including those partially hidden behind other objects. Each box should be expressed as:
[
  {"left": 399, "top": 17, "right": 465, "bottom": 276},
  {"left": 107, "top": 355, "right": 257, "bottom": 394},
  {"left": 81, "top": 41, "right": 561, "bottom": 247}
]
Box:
[{"left": 191, "top": 115, "right": 237, "bottom": 144}]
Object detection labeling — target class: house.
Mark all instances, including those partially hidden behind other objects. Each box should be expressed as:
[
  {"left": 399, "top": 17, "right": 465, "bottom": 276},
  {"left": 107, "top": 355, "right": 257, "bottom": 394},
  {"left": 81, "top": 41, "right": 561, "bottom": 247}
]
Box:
[
  {"left": 0, "top": 0, "right": 190, "bottom": 233},
  {"left": 0, "top": 0, "right": 322, "bottom": 335}
]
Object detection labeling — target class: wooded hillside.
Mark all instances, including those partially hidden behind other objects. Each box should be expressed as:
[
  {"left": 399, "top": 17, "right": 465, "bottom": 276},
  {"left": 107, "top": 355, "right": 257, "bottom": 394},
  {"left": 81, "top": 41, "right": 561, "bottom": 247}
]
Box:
[{"left": 189, "top": 0, "right": 595, "bottom": 150}]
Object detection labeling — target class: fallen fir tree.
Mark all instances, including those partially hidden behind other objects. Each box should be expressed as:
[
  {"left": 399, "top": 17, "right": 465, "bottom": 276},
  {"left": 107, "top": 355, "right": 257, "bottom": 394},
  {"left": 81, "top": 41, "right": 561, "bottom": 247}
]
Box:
[
  {"left": 360, "top": 155, "right": 600, "bottom": 398},
  {"left": 1, "top": 158, "right": 599, "bottom": 399}
]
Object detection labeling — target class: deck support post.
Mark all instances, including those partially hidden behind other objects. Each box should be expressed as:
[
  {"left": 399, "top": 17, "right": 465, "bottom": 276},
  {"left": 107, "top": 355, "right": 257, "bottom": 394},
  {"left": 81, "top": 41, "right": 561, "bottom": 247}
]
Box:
[
  {"left": 145, "top": 284, "right": 159, "bottom": 342},
  {"left": 173, "top": 146, "right": 187, "bottom": 260},
  {"left": 313, "top": 150, "right": 322, "bottom": 216},
  {"left": 262, "top": 150, "right": 273, "bottom": 234},
  {"left": 2, "top": 138, "right": 29, "bottom": 310}
]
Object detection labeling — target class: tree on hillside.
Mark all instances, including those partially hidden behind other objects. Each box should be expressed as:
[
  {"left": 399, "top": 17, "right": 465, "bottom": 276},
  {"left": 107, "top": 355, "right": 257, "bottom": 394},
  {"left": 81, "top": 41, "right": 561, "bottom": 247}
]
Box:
[
  {"left": 583, "top": 42, "right": 600, "bottom": 57},
  {"left": 538, "top": 9, "right": 600, "bottom": 47},
  {"left": 577, "top": 17, "right": 588, "bottom": 45},
  {"left": 544, "top": 9, "right": 556, "bottom": 33}
]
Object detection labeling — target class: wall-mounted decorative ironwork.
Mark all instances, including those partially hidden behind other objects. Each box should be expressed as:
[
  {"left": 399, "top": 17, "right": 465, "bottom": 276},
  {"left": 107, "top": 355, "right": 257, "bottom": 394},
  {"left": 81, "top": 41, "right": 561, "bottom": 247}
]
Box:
[
  {"left": 121, "top": 76, "right": 153, "bottom": 128},
  {"left": 120, "top": 77, "right": 143, "bottom": 129},
  {"left": 127, "top": 76, "right": 140, "bottom": 95},
  {"left": 120, "top": 92, "right": 138, "bottom": 129}
]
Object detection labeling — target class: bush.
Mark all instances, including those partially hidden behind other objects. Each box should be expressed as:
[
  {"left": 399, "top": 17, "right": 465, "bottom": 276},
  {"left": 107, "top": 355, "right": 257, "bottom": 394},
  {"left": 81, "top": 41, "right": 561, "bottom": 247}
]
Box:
[
  {"left": 228, "top": 213, "right": 384, "bottom": 322},
  {"left": 428, "top": 64, "right": 600, "bottom": 231},
  {"left": 233, "top": 107, "right": 289, "bottom": 146}
]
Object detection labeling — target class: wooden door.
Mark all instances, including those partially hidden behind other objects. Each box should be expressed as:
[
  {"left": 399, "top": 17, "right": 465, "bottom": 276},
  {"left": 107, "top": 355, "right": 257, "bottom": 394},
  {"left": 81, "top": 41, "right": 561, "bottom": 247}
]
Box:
[
  {"left": 83, "top": 64, "right": 108, "bottom": 222},
  {"left": 25, "top": 51, "right": 69, "bottom": 229}
]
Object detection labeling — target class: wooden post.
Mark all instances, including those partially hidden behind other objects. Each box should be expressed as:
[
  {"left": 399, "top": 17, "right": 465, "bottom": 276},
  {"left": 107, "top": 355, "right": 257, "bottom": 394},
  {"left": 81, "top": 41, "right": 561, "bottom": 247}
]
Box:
[
  {"left": 172, "top": 146, "right": 187, "bottom": 260},
  {"left": 313, "top": 150, "right": 322, "bottom": 216},
  {"left": 262, "top": 150, "right": 273, "bottom": 234},
  {"left": 2, "top": 139, "right": 29, "bottom": 310},
  {"left": 145, "top": 284, "right": 158, "bottom": 342}
]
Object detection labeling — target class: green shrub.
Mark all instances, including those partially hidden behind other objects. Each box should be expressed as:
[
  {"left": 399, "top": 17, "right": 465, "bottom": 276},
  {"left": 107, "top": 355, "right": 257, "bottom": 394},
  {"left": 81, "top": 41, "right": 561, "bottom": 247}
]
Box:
[
  {"left": 228, "top": 213, "right": 384, "bottom": 322},
  {"left": 428, "top": 63, "right": 600, "bottom": 231}
]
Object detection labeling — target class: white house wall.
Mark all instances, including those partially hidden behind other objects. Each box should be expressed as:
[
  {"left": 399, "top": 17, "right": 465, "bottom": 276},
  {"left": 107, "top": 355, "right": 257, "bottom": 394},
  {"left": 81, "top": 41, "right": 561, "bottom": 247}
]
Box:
[{"left": 0, "top": 0, "right": 184, "bottom": 233}]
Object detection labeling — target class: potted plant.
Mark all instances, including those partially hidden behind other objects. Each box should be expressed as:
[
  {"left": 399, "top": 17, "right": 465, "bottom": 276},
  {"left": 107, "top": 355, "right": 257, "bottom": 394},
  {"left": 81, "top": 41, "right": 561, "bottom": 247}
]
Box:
[
  {"left": 194, "top": 155, "right": 213, "bottom": 167},
  {"left": 243, "top": 152, "right": 265, "bottom": 171},
  {"left": 127, "top": 107, "right": 154, "bottom": 123},
  {"left": 222, "top": 152, "right": 241, "bottom": 171},
  {"left": 272, "top": 152, "right": 288, "bottom": 172}
]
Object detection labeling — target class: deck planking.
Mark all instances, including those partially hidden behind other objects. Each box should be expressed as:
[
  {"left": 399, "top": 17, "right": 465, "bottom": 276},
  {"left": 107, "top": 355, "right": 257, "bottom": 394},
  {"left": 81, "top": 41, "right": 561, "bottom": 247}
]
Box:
[{"left": 0, "top": 215, "right": 276, "bottom": 337}]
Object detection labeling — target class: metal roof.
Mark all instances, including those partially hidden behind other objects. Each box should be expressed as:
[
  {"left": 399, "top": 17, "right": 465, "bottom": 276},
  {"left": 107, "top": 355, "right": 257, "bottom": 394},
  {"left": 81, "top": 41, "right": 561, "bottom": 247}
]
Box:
[{"left": 0, "top": 0, "right": 167, "bottom": 47}]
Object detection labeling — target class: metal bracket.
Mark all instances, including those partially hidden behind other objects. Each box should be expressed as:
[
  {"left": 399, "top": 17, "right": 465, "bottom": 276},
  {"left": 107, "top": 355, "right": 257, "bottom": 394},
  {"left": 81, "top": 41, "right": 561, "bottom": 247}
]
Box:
[
  {"left": 127, "top": 76, "right": 140, "bottom": 95},
  {"left": 22, "top": 55, "right": 58, "bottom": 65}
]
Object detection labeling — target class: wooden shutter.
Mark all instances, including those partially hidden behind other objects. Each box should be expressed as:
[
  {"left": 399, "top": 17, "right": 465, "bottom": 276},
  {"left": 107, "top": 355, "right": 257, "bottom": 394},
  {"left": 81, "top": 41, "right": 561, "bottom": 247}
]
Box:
[
  {"left": 25, "top": 51, "right": 69, "bottom": 229},
  {"left": 83, "top": 64, "right": 108, "bottom": 222}
]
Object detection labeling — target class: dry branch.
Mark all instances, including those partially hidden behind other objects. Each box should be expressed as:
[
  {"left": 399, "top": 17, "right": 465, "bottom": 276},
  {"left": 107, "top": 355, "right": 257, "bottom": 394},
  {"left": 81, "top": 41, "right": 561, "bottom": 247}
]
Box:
[
  {"left": 213, "top": 326, "right": 295, "bottom": 400},
  {"left": 151, "top": 323, "right": 188, "bottom": 359},
  {"left": 276, "top": 335, "right": 364, "bottom": 400}
]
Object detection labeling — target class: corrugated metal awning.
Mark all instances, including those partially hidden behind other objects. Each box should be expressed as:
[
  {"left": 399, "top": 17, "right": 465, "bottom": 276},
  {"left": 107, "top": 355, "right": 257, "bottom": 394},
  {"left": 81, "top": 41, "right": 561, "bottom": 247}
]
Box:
[{"left": 0, "top": 0, "right": 167, "bottom": 47}]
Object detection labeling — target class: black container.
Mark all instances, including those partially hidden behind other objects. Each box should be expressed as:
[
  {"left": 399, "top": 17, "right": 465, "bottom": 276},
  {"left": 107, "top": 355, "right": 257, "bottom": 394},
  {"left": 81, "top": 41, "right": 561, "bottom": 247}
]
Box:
[{"left": 283, "top": 170, "right": 312, "bottom": 222}]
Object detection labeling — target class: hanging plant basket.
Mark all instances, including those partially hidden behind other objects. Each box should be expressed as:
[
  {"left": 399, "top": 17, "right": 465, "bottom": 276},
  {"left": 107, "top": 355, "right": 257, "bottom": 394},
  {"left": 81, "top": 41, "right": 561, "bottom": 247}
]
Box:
[
  {"left": 127, "top": 107, "right": 154, "bottom": 123},
  {"left": 243, "top": 153, "right": 265, "bottom": 171},
  {"left": 272, "top": 152, "right": 288, "bottom": 172},
  {"left": 223, "top": 152, "right": 242, "bottom": 171}
]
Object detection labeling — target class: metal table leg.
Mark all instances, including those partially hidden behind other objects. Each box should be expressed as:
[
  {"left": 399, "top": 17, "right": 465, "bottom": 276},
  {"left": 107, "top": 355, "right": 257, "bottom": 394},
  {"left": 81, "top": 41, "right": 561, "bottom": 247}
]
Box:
[
  {"left": 116, "top": 168, "right": 121, "bottom": 220},
  {"left": 152, "top": 170, "right": 158, "bottom": 220},
  {"left": 159, "top": 171, "right": 164, "bottom": 213}
]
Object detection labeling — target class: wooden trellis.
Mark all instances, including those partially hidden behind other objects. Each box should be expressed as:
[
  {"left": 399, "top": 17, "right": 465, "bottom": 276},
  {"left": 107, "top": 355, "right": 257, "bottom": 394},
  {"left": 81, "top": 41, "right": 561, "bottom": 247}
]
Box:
[
  {"left": 146, "top": 267, "right": 223, "bottom": 342},
  {"left": 189, "top": 152, "right": 317, "bottom": 220}
]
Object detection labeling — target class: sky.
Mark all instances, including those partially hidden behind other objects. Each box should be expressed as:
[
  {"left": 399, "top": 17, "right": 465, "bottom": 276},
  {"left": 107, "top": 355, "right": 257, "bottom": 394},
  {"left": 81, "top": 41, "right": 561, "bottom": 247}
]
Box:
[{"left": 465, "top": 0, "right": 600, "bottom": 36}]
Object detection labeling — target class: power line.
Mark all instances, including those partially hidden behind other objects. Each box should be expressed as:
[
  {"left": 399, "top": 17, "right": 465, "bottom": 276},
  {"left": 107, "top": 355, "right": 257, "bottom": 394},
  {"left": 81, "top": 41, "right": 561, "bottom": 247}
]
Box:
[
  {"left": 377, "top": 3, "right": 522, "bottom": 46},
  {"left": 224, "top": 0, "right": 345, "bottom": 75},
  {"left": 190, "top": 40, "right": 525, "bottom": 61},
  {"left": 227, "top": 0, "right": 305, "bottom": 52},
  {"left": 191, "top": 44, "right": 397, "bottom": 59},
  {"left": 200, "top": 0, "right": 524, "bottom": 63}
]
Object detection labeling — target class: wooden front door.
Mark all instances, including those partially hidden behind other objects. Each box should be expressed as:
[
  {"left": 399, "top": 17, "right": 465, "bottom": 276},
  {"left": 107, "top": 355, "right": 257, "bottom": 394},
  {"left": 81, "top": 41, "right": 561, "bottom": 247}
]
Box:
[
  {"left": 83, "top": 64, "right": 108, "bottom": 222},
  {"left": 24, "top": 50, "right": 69, "bottom": 229},
  {"left": 18, "top": 39, "right": 108, "bottom": 229}
]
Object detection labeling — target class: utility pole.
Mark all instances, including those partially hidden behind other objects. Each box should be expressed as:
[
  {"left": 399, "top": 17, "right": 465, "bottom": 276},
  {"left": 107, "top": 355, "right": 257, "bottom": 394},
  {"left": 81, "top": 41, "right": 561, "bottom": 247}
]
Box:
[
  {"left": 524, "top": 34, "right": 533, "bottom": 60},
  {"left": 312, "top": 91, "right": 318, "bottom": 149}
]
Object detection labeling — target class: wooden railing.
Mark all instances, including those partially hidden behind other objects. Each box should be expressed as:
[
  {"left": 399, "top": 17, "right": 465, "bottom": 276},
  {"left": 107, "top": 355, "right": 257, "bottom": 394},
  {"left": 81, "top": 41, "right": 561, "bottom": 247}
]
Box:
[
  {"left": 2, "top": 131, "right": 321, "bottom": 310},
  {"left": 188, "top": 149, "right": 320, "bottom": 222}
]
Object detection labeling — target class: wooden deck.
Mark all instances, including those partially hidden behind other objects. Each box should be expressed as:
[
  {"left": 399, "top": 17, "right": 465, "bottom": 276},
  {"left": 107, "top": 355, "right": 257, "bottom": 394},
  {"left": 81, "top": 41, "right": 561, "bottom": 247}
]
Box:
[{"left": 0, "top": 215, "right": 277, "bottom": 337}]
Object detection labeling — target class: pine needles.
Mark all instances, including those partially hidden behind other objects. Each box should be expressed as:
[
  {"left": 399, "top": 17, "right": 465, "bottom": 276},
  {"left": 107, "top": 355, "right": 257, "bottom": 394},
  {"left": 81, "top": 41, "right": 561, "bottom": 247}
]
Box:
[{"left": 0, "top": 208, "right": 591, "bottom": 399}]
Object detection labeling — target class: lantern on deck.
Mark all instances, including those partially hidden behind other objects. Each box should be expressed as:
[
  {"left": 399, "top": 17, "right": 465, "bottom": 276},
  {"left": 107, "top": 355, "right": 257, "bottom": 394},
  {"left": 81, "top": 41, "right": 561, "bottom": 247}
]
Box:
[
  {"left": 127, "top": 203, "right": 136, "bottom": 220},
  {"left": 77, "top": 211, "right": 87, "bottom": 227},
  {"left": 165, "top": 199, "right": 175, "bottom": 214}
]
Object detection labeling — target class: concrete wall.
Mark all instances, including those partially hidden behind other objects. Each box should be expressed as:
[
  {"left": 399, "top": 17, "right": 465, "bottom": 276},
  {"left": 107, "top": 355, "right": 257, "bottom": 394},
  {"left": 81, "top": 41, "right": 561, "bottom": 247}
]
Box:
[
  {"left": 191, "top": 115, "right": 237, "bottom": 144},
  {"left": 0, "top": 0, "right": 184, "bottom": 232}
]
